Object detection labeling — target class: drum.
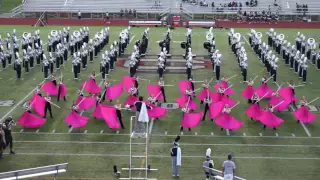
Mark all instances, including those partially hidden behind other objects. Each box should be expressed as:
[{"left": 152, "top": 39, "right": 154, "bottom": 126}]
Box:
[{"left": 203, "top": 41, "right": 210, "bottom": 49}]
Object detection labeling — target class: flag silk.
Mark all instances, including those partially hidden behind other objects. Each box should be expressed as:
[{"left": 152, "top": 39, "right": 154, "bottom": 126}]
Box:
[
  {"left": 106, "top": 83, "right": 123, "bottom": 100},
  {"left": 147, "top": 85, "right": 164, "bottom": 100},
  {"left": 18, "top": 111, "right": 46, "bottom": 128},
  {"left": 101, "top": 106, "right": 121, "bottom": 129},
  {"left": 82, "top": 78, "right": 101, "bottom": 94},
  {"left": 42, "top": 81, "right": 59, "bottom": 96},
  {"left": 75, "top": 96, "right": 96, "bottom": 110},
  {"left": 64, "top": 111, "right": 89, "bottom": 128},
  {"left": 293, "top": 106, "right": 317, "bottom": 123},
  {"left": 181, "top": 111, "right": 204, "bottom": 128},
  {"left": 122, "top": 76, "right": 135, "bottom": 93},
  {"left": 31, "top": 94, "right": 46, "bottom": 117},
  {"left": 176, "top": 95, "right": 198, "bottom": 110},
  {"left": 178, "top": 80, "right": 193, "bottom": 95}
]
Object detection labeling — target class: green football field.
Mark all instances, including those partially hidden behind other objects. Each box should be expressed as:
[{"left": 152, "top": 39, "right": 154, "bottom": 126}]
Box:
[{"left": 0, "top": 25, "right": 319, "bottom": 180}]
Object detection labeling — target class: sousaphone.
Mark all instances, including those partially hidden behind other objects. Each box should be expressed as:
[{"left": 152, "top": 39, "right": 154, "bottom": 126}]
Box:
[
  {"left": 50, "top": 30, "right": 58, "bottom": 37},
  {"left": 256, "top": 32, "right": 263, "bottom": 39},
  {"left": 22, "top": 32, "right": 31, "bottom": 39},
  {"left": 278, "top": 33, "right": 285, "bottom": 41},
  {"left": 73, "top": 30, "right": 80, "bottom": 38},
  {"left": 203, "top": 41, "right": 211, "bottom": 49},
  {"left": 307, "top": 38, "right": 315, "bottom": 46},
  {"left": 234, "top": 33, "right": 241, "bottom": 41},
  {"left": 180, "top": 41, "right": 187, "bottom": 49}
]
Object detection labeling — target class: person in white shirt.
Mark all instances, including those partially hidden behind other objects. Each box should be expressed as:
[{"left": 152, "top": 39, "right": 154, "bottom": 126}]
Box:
[
  {"left": 222, "top": 155, "right": 236, "bottom": 180},
  {"left": 78, "top": 10, "right": 81, "bottom": 20}
]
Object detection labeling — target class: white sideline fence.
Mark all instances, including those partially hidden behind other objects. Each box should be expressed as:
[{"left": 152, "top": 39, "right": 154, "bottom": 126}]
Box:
[
  {"left": 203, "top": 166, "right": 246, "bottom": 180},
  {"left": 0, "top": 163, "right": 68, "bottom": 180}
]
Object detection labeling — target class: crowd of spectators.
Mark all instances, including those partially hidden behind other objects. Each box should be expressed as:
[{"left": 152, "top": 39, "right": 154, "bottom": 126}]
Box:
[
  {"left": 296, "top": 3, "right": 308, "bottom": 13},
  {"left": 119, "top": 9, "right": 137, "bottom": 18}
]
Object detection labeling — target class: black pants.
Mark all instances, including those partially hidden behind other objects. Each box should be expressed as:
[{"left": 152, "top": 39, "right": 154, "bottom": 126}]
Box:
[
  {"left": 16, "top": 64, "right": 21, "bottom": 79},
  {"left": 50, "top": 63, "right": 54, "bottom": 74},
  {"left": 36, "top": 56, "right": 41, "bottom": 65},
  {"left": 2, "top": 60, "right": 6, "bottom": 69},
  {"left": 30, "top": 57, "right": 34, "bottom": 68},
  {"left": 273, "top": 69, "right": 277, "bottom": 82},
  {"left": 186, "top": 68, "right": 192, "bottom": 79},
  {"left": 90, "top": 51, "right": 93, "bottom": 62},
  {"left": 216, "top": 66, "right": 220, "bottom": 80},
  {"left": 158, "top": 68, "right": 164, "bottom": 78},
  {"left": 73, "top": 65, "right": 78, "bottom": 79},
  {"left": 302, "top": 70, "right": 307, "bottom": 82},
  {"left": 7, "top": 55, "right": 12, "bottom": 65},
  {"left": 299, "top": 67, "right": 302, "bottom": 77},
  {"left": 202, "top": 103, "right": 209, "bottom": 120},
  {"left": 94, "top": 47, "right": 98, "bottom": 56},
  {"left": 116, "top": 110, "right": 125, "bottom": 129},
  {"left": 242, "top": 68, "right": 247, "bottom": 81},
  {"left": 317, "top": 59, "right": 320, "bottom": 69},
  {"left": 5, "top": 135, "right": 13, "bottom": 150},
  {"left": 101, "top": 66, "right": 106, "bottom": 80},
  {"left": 57, "top": 86, "right": 66, "bottom": 101},
  {"left": 44, "top": 102, "right": 53, "bottom": 118},
  {"left": 160, "top": 86, "right": 167, "bottom": 103},
  {"left": 56, "top": 57, "right": 60, "bottom": 69},
  {"left": 70, "top": 46, "right": 74, "bottom": 56},
  {"left": 44, "top": 66, "right": 49, "bottom": 79}
]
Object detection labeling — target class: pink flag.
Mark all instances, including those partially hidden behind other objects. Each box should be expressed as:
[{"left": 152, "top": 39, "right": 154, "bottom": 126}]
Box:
[
  {"left": 221, "top": 96, "right": 236, "bottom": 107},
  {"left": 122, "top": 76, "right": 135, "bottom": 93},
  {"left": 147, "top": 104, "right": 167, "bottom": 118},
  {"left": 82, "top": 78, "right": 101, "bottom": 94},
  {"left": 31, "top": 94, "right": 46, "bottom": 117},
  {"left": 101, "top": 106, "right": 121, "bottom": 129},
  {"left": 42, "top": 81, "right": 58, "bottom": 96},
  {"left": 258, "top": 110, "right": 284, "bottom": 128},
  {"left": 178, "top": 80, "right": 193, "bottom": 95},
  {"left": 176, "top": 95, "right": 197, "bottom": 110},
  {"left": 245, "top": 103, "right": 263, "bottom": 120},
  {"left": 17, "top": 111, "right": 46, "bottom": 128},
  {"left": 214, "top": 82, "right": 235, "bottom": 96},
  {"left": 92, "top": 103, "right": 111, "bottom": 119},
  {"left": 256, "top": 84, "right": 273, "bottom": 98},
  {"left": 241, "top": 85, "right": 255, "bottom": 100},
  {"left": 181, "top": 111, "right": 204, "bottom": 128},
  {"left": 197, "top": 88, "right": 208, "bottom": 101},
  {"left": 106, "top": 83, "right": 123, "bottom": 100},
  {"left": 293, "top": 106, "right": 317, "bottom": 124},
  {"left": 278, "top": 87, "right": 297, "bottom": 103},
  {"left": 124, "top": 96, "right": 138, "bottom": 108},
  {"left": 215, "top": 113, "right": 243, "bottom": 130},
  {"left": 75, "top": 96, "right": 96, "bottom": 110},
  {"left": 209, "top": 91, "right": 223, "bottom": 102},
  {"left": 147, "top": 85, "right": 164, "bottom": 100},
  {"left": 59, "top": 83, "right": 67, "bottom": 98},
  {"left": 209, "top": 101, "right": 225, "bottom": 119},
  {"left": 269, "top": 95, "right": 291, "bottom": 111},
  {"left": 64, "top": 111, "right": 89, "bottom": 128}
]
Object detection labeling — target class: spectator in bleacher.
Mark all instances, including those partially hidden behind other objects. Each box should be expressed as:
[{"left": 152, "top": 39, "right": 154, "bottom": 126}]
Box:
[
  {"left": 129, "top": 9, "right": 132, "bottom": 17},
  {"left": 78, "top": 10, "right": 81, "bottom": 20},
  {"left": 120, "top": 9, "right": 124, "bottom": 17},
  {"left": 133, "top": 9, "right": 137, "bottom": 17},
  {"left": 125, "top": 9, "right": 128, "bottom": 18},
  {"left": 222, "top": 154, "right": 236, "bottom": 180},
  {"left": 274, "top": 0, "right": 278, "bottom": 6},
  {"left": 105, "top": 12, "right": 109, "bottom": 20},
  {"left": 200, "top": 0, "right": 208, "bottom": 7},
  {"left": 239, "top": 2, "right": 242, "bottom": 10}
]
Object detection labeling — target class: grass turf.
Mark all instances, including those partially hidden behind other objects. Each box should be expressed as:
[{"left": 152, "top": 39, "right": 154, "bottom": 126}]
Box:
[{"left": 0, "top": 26, "right": 319, "bottom": 180}]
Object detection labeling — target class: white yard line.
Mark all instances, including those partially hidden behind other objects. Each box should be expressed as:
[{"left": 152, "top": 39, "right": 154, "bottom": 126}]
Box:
[
  {"left": 10, "top": 152, "right": 320, "bottom": 160},
  {"left": 13, "top": 140, "right": 320, "bottom": 148},
  {"left": 129, "top": 35, "right": 135, "bottom": 43},
  {"left": 12, "top": 131, "right": 320, "bottom": 139}
]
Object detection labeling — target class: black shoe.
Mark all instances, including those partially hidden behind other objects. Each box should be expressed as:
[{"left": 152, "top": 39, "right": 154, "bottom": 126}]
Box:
[
  {"left": 10, "top": 151, "right": 15, "bottom": 155},
  {"left": 68, "top": 125, "right": 72, "bottom": 128}
]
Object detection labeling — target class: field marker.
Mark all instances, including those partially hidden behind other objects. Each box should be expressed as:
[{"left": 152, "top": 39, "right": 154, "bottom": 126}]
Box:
[
  {"left": 226, "top": 129, "right": 230, "bottom": 136},
  {"left": 36, "top": 129, "right": 39, "bottom": 133},
  {"left": 180, "top": 132, "right": 183, "bottom": 135},
  {"left": 13, "top": 152, "right": 320, "bottom": 160},
  {"left": 21, "top": 78, "right": 24, "bottom": 80},
  {"left": 292, "top": 133, "right": 296, "bottom": 137},
  {"left": 52, "top": 129, "right": 55, "bottom": 133},
  {"left": 33, "top": 78, "right": 36, "bottom": 80},
  {"left": 165, "top": 131, "right": 167, "bottom": 135},
  {"left": 9, "top": 78, "right": 13, "bottom": 81},
  {"left": 116, "top": 130, "right": 119, "bottom": 134},
  {"left": 68, "top": 127, "right": 73, "bottom": 133},
  {"left": 84, "top": 130, "right": 88, "bottom": 134},
  {"left": 20, "top": 129, "right": 24, "bottom": 133},
  {"left": 243, "top": 133, "right": 246, "bottom": 136},
  {"left": 259, "top": 133, "right": 262, "bottom": 136},
  {"left": 275, "top": 133, "right": 279, "bottom": 137},
  {"left": 211, "top": 132, "right": 214, "bottom": 136},
  {"left": 195, "top": 132, "right": 198, "bottom": 136},
  {"left": 100, "top": 130, "right": 104, "bottom": 134}
]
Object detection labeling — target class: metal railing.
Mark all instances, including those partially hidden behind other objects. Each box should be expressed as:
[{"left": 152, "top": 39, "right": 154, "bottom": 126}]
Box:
[{"left": 0, "top": 163, "right": 68, "bottom": 180}]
